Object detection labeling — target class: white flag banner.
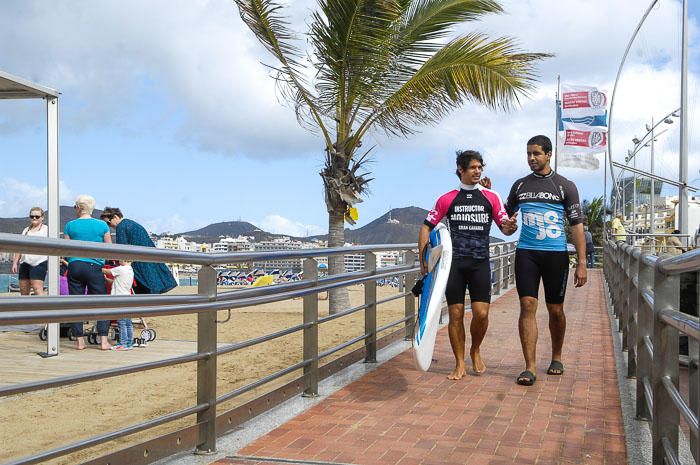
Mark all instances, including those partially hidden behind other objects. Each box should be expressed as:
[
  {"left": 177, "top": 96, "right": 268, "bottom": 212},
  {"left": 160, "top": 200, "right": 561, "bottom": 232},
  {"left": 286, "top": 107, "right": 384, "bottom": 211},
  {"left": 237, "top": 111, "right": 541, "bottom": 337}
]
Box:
[
  {"left": 556, "top": 84, "right": 608, "bottom": 170},
  {"left": 558, "top": 122, "right": 607, "bottom": 155},
  {"left": 560, "top": 84, "right": 608, "bottom": 121},
  {"left": 558, "top": 153, "right": 600, "bottom": 170}
]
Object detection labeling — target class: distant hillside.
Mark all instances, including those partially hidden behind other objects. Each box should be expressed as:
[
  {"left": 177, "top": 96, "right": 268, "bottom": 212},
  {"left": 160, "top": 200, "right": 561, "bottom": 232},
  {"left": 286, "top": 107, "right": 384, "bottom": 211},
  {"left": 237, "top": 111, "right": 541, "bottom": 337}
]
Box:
[
  {"left": 176, "top": 221, "right": 276, "bottom": 243},
  {"left": 0, "top": 205, "right": 505, "bottom": 247},
  {"left": 0, "top": 206, "right": 105, "bottom": 234},
  {"left": 310, "top": 206, "right": 505, "bottom": 245}
]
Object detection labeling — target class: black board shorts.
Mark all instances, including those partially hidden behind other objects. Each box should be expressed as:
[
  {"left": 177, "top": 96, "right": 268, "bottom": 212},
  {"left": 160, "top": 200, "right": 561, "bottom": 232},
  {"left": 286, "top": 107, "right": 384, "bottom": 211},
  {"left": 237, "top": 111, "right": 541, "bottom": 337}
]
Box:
[
  {"left": 515, "top": 249, "right": 569, "bottom": 304},
  {"left": 18, "top": 261, "right": 48, "bottom": 281},
  {"left": 445, "top": 257, "right": 491, "bottom": 305}
]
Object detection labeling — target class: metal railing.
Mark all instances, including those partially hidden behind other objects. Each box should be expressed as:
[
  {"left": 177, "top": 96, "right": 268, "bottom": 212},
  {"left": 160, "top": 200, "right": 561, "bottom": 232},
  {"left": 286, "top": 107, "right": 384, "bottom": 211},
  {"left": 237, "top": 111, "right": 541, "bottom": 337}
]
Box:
[
  {"left": 0, "top": 232, "right": 517, "bottom": 465},
  {"left": 604, "top": 239, "right": 700, "bottom": 464}
]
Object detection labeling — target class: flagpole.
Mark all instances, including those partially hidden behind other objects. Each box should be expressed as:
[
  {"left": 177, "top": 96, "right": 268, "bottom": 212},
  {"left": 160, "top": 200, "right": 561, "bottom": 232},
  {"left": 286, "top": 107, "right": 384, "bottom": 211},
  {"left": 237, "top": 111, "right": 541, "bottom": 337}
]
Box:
[{"left": 554, "top": 75, "right": 560, "bottom": 171}]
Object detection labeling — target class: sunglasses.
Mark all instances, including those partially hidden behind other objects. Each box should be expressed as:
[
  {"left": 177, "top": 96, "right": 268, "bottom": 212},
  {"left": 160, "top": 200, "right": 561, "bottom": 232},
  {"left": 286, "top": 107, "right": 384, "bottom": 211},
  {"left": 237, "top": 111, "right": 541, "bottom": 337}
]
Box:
[{"left": 29, "top": 215, "right": 42, "bottom": 219}]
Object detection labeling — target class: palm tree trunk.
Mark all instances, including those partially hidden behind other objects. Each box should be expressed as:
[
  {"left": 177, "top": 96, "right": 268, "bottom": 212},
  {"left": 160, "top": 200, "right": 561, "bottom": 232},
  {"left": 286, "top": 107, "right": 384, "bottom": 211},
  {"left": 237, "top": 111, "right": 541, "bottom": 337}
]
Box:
[{"left": 327, "top": 209, "right": 349, "bottom": 315}]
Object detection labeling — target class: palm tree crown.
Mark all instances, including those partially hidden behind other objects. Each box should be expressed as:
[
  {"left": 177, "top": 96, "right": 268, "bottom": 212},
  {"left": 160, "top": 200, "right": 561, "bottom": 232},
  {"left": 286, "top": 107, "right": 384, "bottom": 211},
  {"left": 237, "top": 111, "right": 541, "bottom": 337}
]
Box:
[{"left": 235, "top": 0, "right": 551, "bottom": 311}]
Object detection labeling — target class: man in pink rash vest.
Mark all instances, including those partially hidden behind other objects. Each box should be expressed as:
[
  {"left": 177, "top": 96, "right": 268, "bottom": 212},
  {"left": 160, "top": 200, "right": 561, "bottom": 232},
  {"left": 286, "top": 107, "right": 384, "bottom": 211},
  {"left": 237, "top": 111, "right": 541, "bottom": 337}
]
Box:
[{"left": 419, "top": 150, "right": 518, "bottom": 380}]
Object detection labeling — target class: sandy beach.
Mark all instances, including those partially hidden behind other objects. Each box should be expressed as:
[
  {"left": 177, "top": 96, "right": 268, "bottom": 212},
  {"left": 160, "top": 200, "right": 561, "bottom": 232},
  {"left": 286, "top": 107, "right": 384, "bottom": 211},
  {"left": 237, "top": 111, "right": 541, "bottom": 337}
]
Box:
[{"left": 0, "top": 284, "right": 411, "bottom": 464}]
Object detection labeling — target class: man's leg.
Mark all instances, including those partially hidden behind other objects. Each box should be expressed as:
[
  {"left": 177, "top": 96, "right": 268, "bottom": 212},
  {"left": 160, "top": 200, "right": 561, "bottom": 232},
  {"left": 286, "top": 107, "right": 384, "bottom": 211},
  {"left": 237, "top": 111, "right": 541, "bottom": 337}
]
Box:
[
  {"left": 469, "top": 302, "right": 489, "bottom": 374},
  {"left": 447, "top": 303, "right": 466, "bottom": 380},
  {"left": 518, "top": 296, "right": 539, "bottom": 374},
  {"left": 546, "top": 302, "right": 565, "bottom": 370}
]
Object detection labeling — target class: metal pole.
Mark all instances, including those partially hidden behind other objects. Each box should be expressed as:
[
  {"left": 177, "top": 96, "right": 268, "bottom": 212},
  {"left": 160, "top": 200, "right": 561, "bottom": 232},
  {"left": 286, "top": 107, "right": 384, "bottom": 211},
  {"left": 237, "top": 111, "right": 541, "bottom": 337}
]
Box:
[
  {"left": 195, "top": 265, "right": 217, "bottom": 454},
  {"left": 608, "top": 0, "right": 659, "bottom": 216},
  {"left": 650, "top": 117, "right": 655, "bottom": 239},
  {"left": 404, "top": 250, "right": 416, "bottom": 341},
  {"left": 633, "top": 151, "right": 637, "bottom": 237},
  {"left": 679, "top": 0, "right": 689, "bottom": 235},
  {"left": 364, "top": 252, "right": 377, "bottom": 363},
  {"left": 302, "top": 258, "right": 319, "bottom": 397},
  {"left": 554, "top": 75, "right": 560, "bottom": 172},
  {"left": 45, "top": 96, "right": 60, "bottom": 357}
]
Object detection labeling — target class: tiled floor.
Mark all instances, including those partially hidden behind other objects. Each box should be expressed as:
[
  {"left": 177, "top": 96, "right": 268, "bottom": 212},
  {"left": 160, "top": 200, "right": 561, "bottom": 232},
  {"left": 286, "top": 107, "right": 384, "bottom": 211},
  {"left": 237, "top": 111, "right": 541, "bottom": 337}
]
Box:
[{"left": 210, "top": 270, "right": 626, "bottom": 465}]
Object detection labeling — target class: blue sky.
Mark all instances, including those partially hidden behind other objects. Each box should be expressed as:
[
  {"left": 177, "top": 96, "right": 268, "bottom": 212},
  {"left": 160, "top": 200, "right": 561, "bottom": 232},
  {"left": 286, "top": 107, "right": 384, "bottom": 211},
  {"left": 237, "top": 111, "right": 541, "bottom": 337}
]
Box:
[{"left": 1, "top": 0, "right": 699, "bottom": 238}]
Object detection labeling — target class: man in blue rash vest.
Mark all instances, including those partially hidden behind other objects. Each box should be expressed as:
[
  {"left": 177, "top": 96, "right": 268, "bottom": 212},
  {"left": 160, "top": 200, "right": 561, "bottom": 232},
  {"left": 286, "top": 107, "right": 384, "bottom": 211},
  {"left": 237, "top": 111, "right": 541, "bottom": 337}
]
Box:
[
  {"left": 505, "top": 135, "right": 587, "bottom": 386},
  {"left": 419, "top": 150, "right": 518, "bottom": 380}
]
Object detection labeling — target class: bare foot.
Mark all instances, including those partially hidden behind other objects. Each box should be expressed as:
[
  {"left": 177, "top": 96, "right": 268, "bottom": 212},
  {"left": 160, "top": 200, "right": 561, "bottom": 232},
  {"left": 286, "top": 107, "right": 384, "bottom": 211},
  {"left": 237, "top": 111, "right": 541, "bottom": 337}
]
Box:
[
  {"left": 447, "top": 366, "right": 466, "bottom": 380},
  {"left": 470, "top": 348, "right": 486, "bottom": 375},
  {"left": 76, "top": 336, "right": 86, "bottom": 350},
  {"left": 76, "top": 344, "right": 86, "bottom": 350},
  {"left": 99, "top": 344, "right": 112, "bottom": 351}
]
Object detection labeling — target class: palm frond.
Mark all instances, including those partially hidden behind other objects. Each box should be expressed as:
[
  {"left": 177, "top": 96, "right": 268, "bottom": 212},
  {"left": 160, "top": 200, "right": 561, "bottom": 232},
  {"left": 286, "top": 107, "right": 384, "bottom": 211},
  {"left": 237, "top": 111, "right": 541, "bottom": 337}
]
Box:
[
  {"left": 400, "top": 0, "right": 503, "bottom": 53},
  {"left": 309, "top": 0, "right": 403, "bottom": 145},
  {"left": 235, "top": 0, "right": 333, "bottom": 147},
  {"left": 363, "top": 33, "right": 551, "bottom": 137}
]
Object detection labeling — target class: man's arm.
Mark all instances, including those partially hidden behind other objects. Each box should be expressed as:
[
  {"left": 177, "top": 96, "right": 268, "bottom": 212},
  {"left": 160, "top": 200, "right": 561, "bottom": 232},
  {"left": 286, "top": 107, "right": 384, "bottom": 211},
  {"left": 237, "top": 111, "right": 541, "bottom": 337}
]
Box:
[
  {"left": 570, "top": 223, "right": 587, "bottom": 287},
  {"left": 418, "top": 224, "right": 431, "bottom": 276}
]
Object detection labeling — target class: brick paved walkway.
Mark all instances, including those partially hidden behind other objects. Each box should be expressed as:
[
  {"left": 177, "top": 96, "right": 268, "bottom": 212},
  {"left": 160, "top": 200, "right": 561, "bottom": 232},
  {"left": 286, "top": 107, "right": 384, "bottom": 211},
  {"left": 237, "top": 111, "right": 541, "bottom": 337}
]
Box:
[{"left": 210, "top": 270, "right": 626, "bottom": 465}]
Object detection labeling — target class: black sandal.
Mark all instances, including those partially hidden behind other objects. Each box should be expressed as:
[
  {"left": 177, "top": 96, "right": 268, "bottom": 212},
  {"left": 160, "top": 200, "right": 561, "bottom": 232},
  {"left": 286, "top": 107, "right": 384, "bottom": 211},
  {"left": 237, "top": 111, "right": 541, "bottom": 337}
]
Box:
[
  {"left": 516, "top": 370, "right": 536, "bottom": 386},
  {"left": 547, "top": 360, "right": 565, "bottom": 375}
]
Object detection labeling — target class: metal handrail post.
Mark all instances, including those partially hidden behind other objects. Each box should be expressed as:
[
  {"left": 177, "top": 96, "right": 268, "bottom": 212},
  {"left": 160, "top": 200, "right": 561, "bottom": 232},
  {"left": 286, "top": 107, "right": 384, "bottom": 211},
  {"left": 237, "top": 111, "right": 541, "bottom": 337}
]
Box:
[
  {"left": 302, "top": 258, "right": 319, "bottom": 397},
  {"left": 404, "top": 250, "right": 417, "bottom": 341},
  {"left": 621, "top": 247, "right": 631, "bottom": 350},
  {"left": 364, "top": 252, "right": 377, "bottom": 363},
  {"left": 692, "top": 270, "right": 699, "bottom": 462},
  {"left": 637, "top": 252, "right": 653, "bottom": 420},
  {"left": 195, "top": 265, "right": 217, "bottom": 454},
  {"left": 651, "top": 261, "right": 680, "bottom": 464},
  {"left": 494, "top": 245, "right": 503, "bottom": 295},
  {"left": 628, "top": 249, "right": 640, "bottom": 378}
]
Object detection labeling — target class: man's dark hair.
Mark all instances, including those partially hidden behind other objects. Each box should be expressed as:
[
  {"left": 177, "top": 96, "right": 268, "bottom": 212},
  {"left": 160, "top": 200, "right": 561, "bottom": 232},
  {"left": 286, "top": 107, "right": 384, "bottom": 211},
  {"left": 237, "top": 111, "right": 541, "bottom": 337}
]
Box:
[
  {"left": 101, "top": 206, "right": 124, "bottom": 219},
  {"left": 672, "top": 229, "right": 681, "bottom": 235},
  {"left": 455, "top": 150, "right": 484, "bottom": 178},
  {"left": 527, "top": 135, "right": 552, "bottom": 154}
]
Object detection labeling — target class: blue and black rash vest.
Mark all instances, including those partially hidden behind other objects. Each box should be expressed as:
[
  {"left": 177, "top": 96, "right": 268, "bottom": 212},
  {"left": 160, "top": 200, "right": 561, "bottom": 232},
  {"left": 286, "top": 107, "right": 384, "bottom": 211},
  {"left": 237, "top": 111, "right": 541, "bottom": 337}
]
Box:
[{"left": 505, "top": 171, "right": 583, "bottom": 251}]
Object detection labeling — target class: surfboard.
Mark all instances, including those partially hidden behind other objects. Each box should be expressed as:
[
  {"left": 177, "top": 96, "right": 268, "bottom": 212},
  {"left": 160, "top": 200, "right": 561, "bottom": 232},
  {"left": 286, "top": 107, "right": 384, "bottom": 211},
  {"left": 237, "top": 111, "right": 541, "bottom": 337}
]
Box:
[{"left": 413, "top": 222, "right": 452, "bottom": 371}]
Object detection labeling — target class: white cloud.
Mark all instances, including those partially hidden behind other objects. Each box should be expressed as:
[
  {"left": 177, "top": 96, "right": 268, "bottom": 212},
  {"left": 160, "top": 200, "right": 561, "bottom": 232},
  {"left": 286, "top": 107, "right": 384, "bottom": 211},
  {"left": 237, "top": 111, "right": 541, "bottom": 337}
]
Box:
[
  {"left": 0, "top": 178, "right": 73, "bottom": 217},
  {"left": 141, "top": 214, "right": 209, "bottom": 236},
  {"left": 257, "top": 214, "right": 322, "bottom": 237}
]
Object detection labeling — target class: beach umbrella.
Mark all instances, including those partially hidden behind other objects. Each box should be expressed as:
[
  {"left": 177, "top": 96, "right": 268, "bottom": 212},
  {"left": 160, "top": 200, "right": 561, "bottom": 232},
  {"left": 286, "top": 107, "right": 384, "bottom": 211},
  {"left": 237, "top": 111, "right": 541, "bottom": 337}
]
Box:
[{"left": 252, "top": 275, "right": 275, "bottom": 287}]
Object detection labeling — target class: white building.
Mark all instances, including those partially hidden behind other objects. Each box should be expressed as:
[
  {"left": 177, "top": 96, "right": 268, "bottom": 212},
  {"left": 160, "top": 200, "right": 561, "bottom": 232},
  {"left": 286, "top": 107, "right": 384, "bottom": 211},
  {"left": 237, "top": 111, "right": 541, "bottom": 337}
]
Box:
[{"left": 254, "top": 237, "right": 304, "bottom": 272}]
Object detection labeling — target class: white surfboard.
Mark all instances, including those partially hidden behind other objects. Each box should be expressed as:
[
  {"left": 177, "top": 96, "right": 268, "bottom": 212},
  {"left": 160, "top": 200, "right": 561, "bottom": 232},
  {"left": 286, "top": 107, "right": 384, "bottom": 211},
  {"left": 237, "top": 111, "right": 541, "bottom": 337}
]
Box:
[{"left": 413, "top": 223, "right": 452, "bottom": 371}]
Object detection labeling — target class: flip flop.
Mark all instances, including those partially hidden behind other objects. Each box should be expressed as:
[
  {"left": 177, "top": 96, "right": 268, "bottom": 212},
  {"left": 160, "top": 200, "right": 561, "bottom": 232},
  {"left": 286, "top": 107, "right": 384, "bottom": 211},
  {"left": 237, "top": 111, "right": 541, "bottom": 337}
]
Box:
[
  {"left": 516, "top": 370, "right": 536, "bottom": 386},
  {"left": 547, "top": 360, "right": 565, "bottom": 375}
]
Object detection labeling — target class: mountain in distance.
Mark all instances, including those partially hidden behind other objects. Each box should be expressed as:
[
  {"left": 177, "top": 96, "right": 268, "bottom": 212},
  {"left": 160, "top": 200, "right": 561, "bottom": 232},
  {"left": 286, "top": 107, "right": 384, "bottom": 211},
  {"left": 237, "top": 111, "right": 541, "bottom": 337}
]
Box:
[
  {"left": 0, "top": 206, "right": 105, "bottom": 235},
  {"left": 309, "top": 206, "right": 505, "bottom": 245},
  {"left": 176, "top": 221, "right": 273, "bottom": 243},
  {"left": 0, "top": 205, "right": 505, "bottom": 245}
]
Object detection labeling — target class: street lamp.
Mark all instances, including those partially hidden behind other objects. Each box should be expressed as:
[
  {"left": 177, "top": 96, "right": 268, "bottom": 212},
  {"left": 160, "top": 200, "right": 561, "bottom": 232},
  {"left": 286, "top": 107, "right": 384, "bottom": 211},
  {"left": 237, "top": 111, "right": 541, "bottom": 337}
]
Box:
[{"left": 626, "top": 109, "right": 678, "bottom": 237}]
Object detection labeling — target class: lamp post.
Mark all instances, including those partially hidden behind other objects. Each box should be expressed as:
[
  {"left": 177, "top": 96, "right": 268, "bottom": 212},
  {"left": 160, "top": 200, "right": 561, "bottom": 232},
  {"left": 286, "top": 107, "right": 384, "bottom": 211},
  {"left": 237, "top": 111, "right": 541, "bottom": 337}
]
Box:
[{"left": 626, "top": 109, "right": 678, "bottom": 239}]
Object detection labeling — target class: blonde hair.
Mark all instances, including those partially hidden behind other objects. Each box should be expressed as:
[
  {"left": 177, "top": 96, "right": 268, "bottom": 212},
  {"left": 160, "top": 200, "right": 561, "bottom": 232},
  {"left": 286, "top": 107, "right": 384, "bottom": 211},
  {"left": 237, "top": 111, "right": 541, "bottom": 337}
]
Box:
[{"left": 75, "top": 195, "right": 96, "bottom": 216}]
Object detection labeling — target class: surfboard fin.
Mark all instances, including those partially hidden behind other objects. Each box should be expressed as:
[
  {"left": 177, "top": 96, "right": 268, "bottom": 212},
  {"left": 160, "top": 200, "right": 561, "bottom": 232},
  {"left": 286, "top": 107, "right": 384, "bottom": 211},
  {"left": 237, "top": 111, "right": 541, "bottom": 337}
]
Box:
[{"left": 427, "top": 245, "right": 443, "bottom": 272}]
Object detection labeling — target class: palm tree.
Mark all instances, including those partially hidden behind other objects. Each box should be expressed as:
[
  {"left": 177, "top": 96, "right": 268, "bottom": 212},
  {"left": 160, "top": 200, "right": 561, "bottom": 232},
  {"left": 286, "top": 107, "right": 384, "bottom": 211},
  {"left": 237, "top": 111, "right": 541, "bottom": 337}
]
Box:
[
  {"left": 582, "top": 196, "right": 605, "bottom": 245},
  {"left": 235, "top": 0, "right": 551, "bottom": 312}
]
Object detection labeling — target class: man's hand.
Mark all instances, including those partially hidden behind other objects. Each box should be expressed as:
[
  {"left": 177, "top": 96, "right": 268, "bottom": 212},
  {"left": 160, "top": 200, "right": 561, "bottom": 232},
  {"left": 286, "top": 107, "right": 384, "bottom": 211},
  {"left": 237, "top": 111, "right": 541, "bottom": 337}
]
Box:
[
  {"left": 500, "top": 212, "right": 518, "bottom": 235},
  {"left": 480, "top": 176, "right": 492, "bottom": 189},
  {"left": 574, "top": 262, "right": 587, "bottom": 287},
  {"left": 11, "top": 262, "right": 18, "bottom": 274}
]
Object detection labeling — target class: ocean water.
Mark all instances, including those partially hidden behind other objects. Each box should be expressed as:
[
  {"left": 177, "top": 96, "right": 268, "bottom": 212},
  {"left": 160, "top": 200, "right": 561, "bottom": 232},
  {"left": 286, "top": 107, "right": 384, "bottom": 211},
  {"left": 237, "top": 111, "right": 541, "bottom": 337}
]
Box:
[{"left": 0, "top": 274, "right": 16, "bottom": 292}]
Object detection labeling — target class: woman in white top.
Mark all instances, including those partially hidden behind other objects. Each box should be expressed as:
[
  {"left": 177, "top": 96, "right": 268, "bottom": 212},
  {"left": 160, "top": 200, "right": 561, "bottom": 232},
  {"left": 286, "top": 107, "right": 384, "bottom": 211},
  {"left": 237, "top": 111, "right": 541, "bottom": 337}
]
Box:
[{"left": 11, "top": 207, "right": 49, "bottom": 296}]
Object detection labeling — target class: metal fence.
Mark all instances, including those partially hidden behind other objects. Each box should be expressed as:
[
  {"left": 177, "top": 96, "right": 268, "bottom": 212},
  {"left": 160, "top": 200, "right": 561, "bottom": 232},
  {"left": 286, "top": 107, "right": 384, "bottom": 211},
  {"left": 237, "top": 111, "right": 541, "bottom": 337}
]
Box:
[
  {"left": 604, "top": 239, "right": 699, "bottom": 465},
  {"left": 0, "top": 232, "right": 516, "bottom": 465}
]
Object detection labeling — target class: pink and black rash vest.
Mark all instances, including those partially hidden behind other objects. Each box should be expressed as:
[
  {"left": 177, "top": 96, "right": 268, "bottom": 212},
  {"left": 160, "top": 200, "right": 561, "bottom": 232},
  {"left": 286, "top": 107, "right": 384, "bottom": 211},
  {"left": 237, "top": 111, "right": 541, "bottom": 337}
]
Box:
[{"left": 424, "top": 183, "right": 509, "bottom": 260}]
